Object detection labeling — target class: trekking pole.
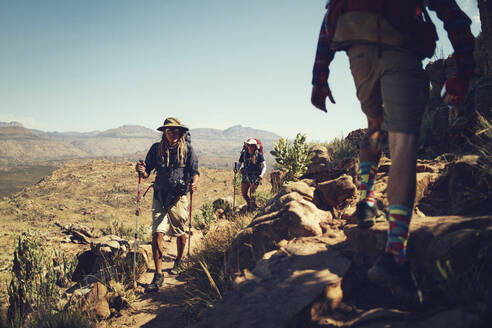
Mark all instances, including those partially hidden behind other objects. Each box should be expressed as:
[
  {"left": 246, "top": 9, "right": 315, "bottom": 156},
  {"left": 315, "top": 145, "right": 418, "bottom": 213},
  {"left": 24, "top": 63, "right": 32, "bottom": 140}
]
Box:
[
  {"left": 188, "top": 184, "right": 193, "bottom": 257},
  {"left": 233, "top": 162, "right": 237, "bottom": 215},
  {"left": 133, "top": 169, "right": 142, "bottom": 289}
]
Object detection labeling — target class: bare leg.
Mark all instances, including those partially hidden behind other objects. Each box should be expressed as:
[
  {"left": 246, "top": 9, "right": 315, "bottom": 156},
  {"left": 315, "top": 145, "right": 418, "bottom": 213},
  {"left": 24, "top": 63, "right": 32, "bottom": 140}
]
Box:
[
  {"left": 152, "top": 232, "right": 164, "bottom": 274},
  {"left": 387, "top": 132, "right": 417, "bottom": 207},
  {"left": 241, "top": 183, "right": 251, "bottom": 203},
  {"left": 176, "top": 234, "right": 187, "bottom": 261},
  {"left": 359, "top": 116, "right": 384, "bottom": 163}
]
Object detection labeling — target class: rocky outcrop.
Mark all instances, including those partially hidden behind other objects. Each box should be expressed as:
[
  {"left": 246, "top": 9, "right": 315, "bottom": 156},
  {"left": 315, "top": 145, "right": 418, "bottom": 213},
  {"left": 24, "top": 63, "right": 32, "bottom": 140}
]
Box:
[
  {"left": 72, "top": 235, "right": 148, "bottom": 285},
  {"left": 196, "top": 236, "right": 349, "bottom": 328},
  {"left": 478, "top": 0, "right": 492, "bottom": 76},
  {"left": 200, "top": 145, "right": 492, "bottom": 328},
  {"left": 225, "top": 180, "right": 334, "bottom": 273},
  {"left": 314, "top": 174, "right": 358, "bottom": 218},
  {"left": 344, "top": 216, "right": 492, "bottom": 310},
  {"left": 419, "top": 155, "right": 492, "bottom": 216},
  {"left": 305, "top": 145, "right": 332, "bottom": 176}
]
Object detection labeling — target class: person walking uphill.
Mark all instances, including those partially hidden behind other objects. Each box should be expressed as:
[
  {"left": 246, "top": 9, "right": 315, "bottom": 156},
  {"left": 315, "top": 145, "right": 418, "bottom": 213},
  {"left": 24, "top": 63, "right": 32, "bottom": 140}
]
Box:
[
  {"left": 136, "top": 117, "right": 199, "bottom": 293},
  {"left": 234, "top": 138, "right": 266, "bottom": 210},
  {"left": 311, "top": 0, "right": 475, "bottom": 305}
]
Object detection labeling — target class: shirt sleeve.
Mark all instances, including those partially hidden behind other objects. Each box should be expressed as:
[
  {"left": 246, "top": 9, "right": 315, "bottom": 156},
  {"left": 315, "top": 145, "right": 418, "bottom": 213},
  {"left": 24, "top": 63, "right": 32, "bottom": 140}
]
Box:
[
  {"left": 236, "top": 150, "right": 245, "bottom": 170},
  {"left": 428, "top": 0, "right": 475, "bottom": 79},
  {"left": 259, "top": 161, "right": 266, "bottom": 178},
  {"left": 144, "top": 143, "right": 158, "bottom": 175},
  {"left": 186, "top": 145, "right": 200, "bottom": 179},
  {"left": 312, "top": 13, "right": 336, "bottom": 86}
]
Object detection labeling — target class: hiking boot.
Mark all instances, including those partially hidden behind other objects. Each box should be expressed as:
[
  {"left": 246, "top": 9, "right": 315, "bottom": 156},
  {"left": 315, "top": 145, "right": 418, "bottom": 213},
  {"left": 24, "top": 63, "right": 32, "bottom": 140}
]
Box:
[
  {"left": 145, "top": 273, "right": 164, "bottom": 293},
  {"left": 356, "top": 202, "right": 386, "bottom": 228},
  {"left": 169, "top": 259, "right": 184, "bottom": 275},
  {"left": 368, "top": 253, "right": 423, "bottom": 308}
]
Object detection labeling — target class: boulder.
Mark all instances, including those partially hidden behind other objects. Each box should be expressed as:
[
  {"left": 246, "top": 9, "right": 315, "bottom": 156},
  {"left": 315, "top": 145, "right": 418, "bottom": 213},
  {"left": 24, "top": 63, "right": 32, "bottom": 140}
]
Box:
[
  {"left": 305, "top": 145, "right": 332, "bottom": 175},
  {"left": 344, "top": 216, "right": 492, "bottom": 310},
  {"left": 314, "top": 307, "right": 480, "bottom": 328},
  {"left": 85, "top": 281, "right": 107, "bottom": 304},
  {"left": 269, "top": 169, "right": 287, "bottom": 194},
  {"left": 197, "top": 236, "right": 350, "bottom": 328},
  {"left": 226, "top": 181, "right": 332, "bottom": 274},
  {"left": 345, "top": 129, "right": 367, "bottom": 149},
  {"left": 94, "top": 299, "right": 111, "bottom": 319},
  {"left": 418, "top": 155, "right": 492, "bottom": 216},
  {"left": 280, "top": 180, "right": 315, "bottom": 201},
  {"left": 314, "top": 174, "right": 358, "bottom": 218},
  {"left": 91, "top": 235, "right": 130, "bottom": 257}
]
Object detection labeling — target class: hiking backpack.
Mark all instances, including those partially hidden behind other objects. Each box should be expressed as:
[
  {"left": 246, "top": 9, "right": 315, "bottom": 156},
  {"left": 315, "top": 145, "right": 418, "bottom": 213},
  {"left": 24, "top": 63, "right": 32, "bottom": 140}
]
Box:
[
  {"left": 252, "top": 138, "right": 264, "bottom": 155},
  {"left": 325, "top": 0, "right": 438, "bottom": 59}
]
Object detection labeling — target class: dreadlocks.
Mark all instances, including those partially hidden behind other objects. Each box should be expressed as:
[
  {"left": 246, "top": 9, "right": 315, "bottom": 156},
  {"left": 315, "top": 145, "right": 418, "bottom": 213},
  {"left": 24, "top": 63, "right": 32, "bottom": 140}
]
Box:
[{"left": 158, "top": 132, "right": 188, "bottom": 167}]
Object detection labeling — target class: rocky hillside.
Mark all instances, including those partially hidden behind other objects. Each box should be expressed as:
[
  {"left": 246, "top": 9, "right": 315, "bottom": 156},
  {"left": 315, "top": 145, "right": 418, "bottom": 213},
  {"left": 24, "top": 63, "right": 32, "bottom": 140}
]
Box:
[
  {"left": 192, "top": 145, "right": 491, "bottom": 328},
  {"left": 0, "top": 122, "right": 280, "bottom": 169},
  {"left": 0, "top": 159, "right": 270, "bottom": 273},
  {"left": 0, "top": 123, "right": 90, "bottom": 163}
]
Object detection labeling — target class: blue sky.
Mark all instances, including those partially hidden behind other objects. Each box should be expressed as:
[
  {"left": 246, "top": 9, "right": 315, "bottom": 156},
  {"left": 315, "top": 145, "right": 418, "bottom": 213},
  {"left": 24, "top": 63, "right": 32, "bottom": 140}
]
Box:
[{"left": 0, "top": 0, "right": 482, "bottom": 141}]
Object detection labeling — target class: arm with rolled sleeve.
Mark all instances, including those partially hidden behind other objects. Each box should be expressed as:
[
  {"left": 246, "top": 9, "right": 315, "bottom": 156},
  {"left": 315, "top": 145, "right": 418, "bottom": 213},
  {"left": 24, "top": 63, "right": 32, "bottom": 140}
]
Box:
[
  {"left": 186, "top": 145, "right": 200, "bottom": 192},
  {"left": 428, "top": 0, "right": 475, "bottom": 80}
]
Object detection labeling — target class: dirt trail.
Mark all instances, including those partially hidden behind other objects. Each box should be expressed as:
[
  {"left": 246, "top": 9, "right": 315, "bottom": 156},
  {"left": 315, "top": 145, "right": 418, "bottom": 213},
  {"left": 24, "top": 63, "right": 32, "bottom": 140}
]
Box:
[{"left": 108, "top": 235, "right": 201, "bottom": 328}]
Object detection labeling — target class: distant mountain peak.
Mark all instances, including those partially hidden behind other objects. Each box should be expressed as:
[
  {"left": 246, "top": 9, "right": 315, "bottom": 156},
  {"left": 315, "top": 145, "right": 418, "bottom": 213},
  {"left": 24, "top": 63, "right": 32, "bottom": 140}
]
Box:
[
  {"left": 0, "top": 121, "right": 24, "bottom": 128},
  {"left": 97, "top": 125, "right": 160, "bottom": 138}
]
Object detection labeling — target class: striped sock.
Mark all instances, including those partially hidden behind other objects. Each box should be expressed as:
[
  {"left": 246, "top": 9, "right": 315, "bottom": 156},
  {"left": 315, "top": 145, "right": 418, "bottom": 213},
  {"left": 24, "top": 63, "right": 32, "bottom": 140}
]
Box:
[
  {"left": 385, "top": 204, "right": 412, "bottom": 265},
  {"left": 358, "top": 161, "right": 378, "bottom": 207}
]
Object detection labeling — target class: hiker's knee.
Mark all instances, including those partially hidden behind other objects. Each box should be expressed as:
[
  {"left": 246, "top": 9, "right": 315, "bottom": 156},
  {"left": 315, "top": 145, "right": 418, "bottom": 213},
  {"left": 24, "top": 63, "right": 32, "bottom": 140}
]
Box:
[
  {"left": 241, "top": 183, "right": 250, "bottom": 198},
  {"left": 361, "top": 118, "right": 384, "bottom": 152}
]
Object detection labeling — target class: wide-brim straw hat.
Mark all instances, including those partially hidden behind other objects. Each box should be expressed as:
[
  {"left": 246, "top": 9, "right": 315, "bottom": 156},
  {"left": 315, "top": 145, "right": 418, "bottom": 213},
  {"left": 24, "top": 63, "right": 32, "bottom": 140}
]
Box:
[{"left": 157, "top": 117, "right": 189, "bottom": 132}]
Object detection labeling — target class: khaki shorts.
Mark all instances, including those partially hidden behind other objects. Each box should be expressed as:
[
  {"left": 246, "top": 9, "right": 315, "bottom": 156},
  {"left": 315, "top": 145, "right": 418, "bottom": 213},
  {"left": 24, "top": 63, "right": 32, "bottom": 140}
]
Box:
[
  {"left": 151, "top": 195, "right": 189, "bottom": 237},
  {"left": 347, "top": 44, "right": 429, "bottom": 134}
]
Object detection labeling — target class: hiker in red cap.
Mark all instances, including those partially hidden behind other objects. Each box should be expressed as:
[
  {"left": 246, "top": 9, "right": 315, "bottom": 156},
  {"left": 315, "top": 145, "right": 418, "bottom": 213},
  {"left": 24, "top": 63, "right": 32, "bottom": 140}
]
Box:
[
  {"left": 136, "top": 117, "right": 199, "bottom": 292},
  {"left": 234, "top": 138, "right": 266, "bottom": 210},
  {"left": 311, "top": 0, "right": 474, "bottom": 305}
]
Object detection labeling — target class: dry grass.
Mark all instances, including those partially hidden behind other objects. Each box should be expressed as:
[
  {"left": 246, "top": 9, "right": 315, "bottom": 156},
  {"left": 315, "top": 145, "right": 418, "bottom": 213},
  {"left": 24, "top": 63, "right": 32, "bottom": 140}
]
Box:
[{"left": 182, "top": 214, "right": 253, "bottom": 321}]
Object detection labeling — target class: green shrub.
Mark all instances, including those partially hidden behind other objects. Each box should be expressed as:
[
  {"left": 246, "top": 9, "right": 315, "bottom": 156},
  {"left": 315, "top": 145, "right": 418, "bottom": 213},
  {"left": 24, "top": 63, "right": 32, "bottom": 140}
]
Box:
[
  {"left": 253, "top": 190, "right": 274, "bottom": 208},
  {"left": 270, "top": 133, "right": 313, "bottom": 182},
  {"left": 102, "top": 220, "right": 149, "bottom": 243},
  {"left": 28, "top": 309, "right": 96, "bottom": 328},
  {"left": 212, "top": 199, "right": 233, "bottom": 218},
  {"left": 192, "top": 203, "right": 216, "bottom": 231},
  {"left": 54, "top": 245, "right": 78, "bottom": 287},
  {"left": 318, "top": 136, "right": 358, "bottom": 168},
  {"left": 7, "top": 230, "right": 59, "bottom": 324}
]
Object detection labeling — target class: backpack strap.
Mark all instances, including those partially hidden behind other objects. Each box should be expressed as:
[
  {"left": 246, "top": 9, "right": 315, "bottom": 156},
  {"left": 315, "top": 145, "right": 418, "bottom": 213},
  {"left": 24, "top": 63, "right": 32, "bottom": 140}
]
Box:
[{"left": 377, "top": 0, "right": 384, "bottom": 58}]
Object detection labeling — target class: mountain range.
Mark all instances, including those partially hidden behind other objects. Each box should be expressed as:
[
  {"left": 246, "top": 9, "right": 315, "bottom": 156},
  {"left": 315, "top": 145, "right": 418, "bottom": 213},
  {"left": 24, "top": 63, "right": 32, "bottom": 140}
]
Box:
[{"left": 0, "top": 122, "right": 281, "bottom": 169}]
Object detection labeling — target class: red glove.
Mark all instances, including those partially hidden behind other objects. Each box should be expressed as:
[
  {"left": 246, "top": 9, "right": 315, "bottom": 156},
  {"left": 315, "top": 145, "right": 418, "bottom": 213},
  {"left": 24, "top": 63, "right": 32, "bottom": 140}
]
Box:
[{"left": 441, "top": 76, "right": 469, "bottom": 105}]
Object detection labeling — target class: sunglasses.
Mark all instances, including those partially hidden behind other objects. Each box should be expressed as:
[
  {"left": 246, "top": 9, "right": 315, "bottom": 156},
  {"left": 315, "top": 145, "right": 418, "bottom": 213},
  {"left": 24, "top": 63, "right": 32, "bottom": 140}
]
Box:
[{"left": 164, "top": 128, "right": 181, "bottom": 134}]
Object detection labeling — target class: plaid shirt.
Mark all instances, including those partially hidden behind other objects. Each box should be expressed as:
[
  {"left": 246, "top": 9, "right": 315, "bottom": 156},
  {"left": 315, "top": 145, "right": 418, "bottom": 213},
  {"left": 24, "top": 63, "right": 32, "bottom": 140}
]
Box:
[{"left": 312, "top": 0, "right": 475, "bottom": 86}]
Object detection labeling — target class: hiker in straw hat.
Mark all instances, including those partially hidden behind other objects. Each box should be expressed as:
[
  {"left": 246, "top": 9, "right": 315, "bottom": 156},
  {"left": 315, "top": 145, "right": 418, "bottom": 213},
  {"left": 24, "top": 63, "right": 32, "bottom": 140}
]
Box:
[{"left": 136, "top": 117, "right": 199, "bottom": 292}]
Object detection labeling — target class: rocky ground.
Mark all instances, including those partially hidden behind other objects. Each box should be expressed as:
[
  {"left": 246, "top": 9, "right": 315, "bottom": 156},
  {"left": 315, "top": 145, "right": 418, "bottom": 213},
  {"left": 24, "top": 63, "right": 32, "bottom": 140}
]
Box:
[
  {"left": 0, "top": 145, "right": 490, "bottom": 328},
  {"left": 0, "top": 159, "right": 271, "bottom": 326},
  {"left": 193, "top": 147, "right": 491, "bottom": 328}
]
